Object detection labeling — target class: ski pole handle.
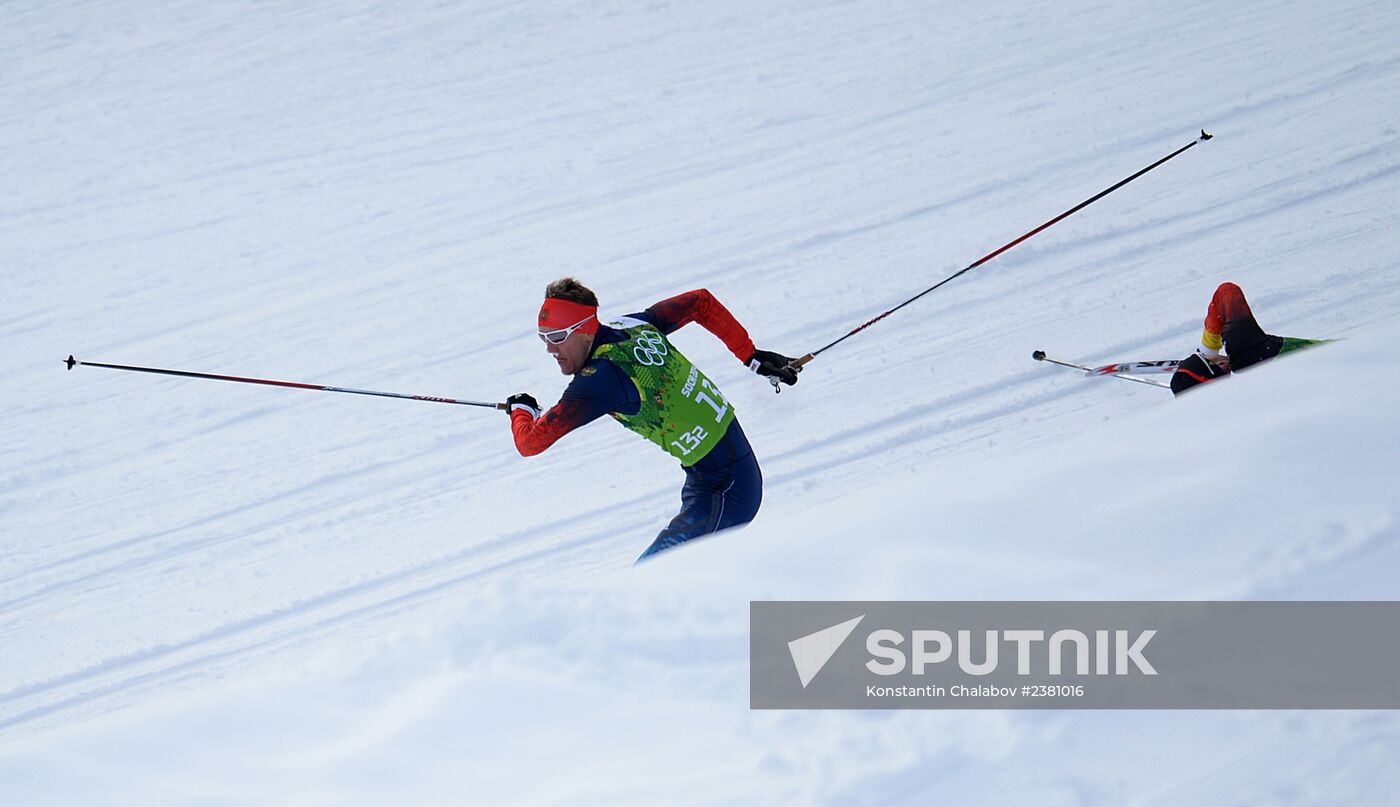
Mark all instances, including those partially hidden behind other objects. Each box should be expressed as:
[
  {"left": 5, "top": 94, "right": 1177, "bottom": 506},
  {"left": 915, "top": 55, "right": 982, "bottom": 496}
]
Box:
[{"left": 768, "top": 354, "right": 815, "bottom": 394}]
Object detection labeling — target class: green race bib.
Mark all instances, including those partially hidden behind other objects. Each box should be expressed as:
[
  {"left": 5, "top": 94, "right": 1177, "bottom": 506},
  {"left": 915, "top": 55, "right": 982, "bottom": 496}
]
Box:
[{"left": 593, "top": 317, "right": 736, "bottom": 465}]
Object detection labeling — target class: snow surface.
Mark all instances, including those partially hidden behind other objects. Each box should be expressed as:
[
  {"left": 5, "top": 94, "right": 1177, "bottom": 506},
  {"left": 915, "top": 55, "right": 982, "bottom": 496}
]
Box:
[{"left": 4, "top": 0, "right": 1400, "bottom": 803}]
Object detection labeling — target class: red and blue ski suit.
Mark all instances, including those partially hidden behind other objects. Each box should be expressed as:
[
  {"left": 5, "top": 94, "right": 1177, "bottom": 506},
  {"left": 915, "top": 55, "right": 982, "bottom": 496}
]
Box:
[{"left": 510, "top": 290, "right": 764, "bottom": 561}]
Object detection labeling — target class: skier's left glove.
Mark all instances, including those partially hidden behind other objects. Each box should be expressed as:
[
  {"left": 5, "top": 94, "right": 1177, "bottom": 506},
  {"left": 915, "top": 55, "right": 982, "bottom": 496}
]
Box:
[
  {"left": 747, "top": 349, "right": 799, "bottom": 386},
  {"left": 506, "top": 393, "right": 541, "bottom": 417}
]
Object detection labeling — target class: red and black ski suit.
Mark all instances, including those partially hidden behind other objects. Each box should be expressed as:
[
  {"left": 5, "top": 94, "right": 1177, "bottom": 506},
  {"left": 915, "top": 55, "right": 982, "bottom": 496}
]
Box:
[{"left": 1170, "top": 282, "right": 1285, "bottom": 395}]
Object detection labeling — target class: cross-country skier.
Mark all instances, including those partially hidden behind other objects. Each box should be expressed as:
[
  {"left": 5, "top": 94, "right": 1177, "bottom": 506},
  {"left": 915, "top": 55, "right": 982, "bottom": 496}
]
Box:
[
  {"left": 505, "top": 278, "right": 799, "bottom": 561},
  {"left": 1170, "top": 282, "right": 1322, "bottom": 395}
]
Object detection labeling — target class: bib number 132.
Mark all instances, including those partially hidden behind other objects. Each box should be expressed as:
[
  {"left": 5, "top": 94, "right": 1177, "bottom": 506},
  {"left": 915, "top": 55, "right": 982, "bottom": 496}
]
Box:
[{"left": 671, "top": 425, "right": 709, "bottom": 457}]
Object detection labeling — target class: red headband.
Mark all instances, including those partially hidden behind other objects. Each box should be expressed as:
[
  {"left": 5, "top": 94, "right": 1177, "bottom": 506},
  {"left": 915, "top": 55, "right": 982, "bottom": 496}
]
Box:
[{"left": 538, "top": 297, "right": 600, "bottom": 335}]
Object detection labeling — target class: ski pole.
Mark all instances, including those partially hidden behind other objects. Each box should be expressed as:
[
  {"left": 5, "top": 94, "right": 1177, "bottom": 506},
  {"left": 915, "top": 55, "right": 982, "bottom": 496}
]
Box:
[
  {"left": 1030, "top": 350, "right": 1170, "bottom": 389},
  {"left": 65, "top": 355, "right": 508, "bottom": 409},
  {"left": 782, "top": 130, "right": 1214, "bottom": 381}
]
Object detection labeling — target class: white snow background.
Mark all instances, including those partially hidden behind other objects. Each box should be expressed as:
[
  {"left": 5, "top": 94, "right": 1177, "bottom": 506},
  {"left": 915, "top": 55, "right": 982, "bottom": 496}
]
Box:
[{"left": 4, "top": 0, "right": 1400, "bottom": 804}]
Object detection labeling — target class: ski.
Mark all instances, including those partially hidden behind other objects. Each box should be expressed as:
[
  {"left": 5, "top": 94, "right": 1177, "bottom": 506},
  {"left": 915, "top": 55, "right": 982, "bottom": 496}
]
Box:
[
  {"left": 1087, "top": 358, "right": 1183, "bottom": 376},
  {"left": 1088, "top": 338, "right": 1335, "bottom": 377}
]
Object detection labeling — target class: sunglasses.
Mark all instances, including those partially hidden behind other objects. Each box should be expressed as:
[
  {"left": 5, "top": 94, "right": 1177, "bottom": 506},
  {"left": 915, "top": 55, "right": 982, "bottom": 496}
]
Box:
[{"left": 537, "top": 315, "right": 595, "bottom": 345}]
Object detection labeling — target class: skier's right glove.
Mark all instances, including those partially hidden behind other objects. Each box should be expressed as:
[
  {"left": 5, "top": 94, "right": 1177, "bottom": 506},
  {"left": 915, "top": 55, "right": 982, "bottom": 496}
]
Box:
[
  {"left": 506, "top": 392, "right": 542, "bottom": 418},
  {"left": 747, "top": 349, "right": 800, "bottom": 386}
]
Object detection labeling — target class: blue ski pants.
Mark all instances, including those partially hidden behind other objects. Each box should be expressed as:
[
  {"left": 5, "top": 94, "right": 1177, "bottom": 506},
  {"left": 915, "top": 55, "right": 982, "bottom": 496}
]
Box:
[{"left": 637, "top": 420, "right": 763, "bottom": 562}]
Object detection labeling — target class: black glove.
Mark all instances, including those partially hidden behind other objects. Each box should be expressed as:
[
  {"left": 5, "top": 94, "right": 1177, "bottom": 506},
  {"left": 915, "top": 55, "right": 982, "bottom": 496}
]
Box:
[
  {"left": 746, "top": 349, "right": 799, "bottom": 386},
  {"left": 505, "top": 392, "right": 541, "bottom": 417}
]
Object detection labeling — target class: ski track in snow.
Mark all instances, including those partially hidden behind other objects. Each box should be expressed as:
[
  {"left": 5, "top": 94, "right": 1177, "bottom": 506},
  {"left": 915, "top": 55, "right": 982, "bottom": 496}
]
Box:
[{"left": 3, "top": 0, "right": 1400, "bottom": 792}]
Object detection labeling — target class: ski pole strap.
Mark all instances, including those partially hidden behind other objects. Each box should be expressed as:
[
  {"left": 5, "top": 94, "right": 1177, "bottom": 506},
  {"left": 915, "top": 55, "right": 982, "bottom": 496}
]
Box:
[{"left": 767, "top": 353, "right": 816, "bottom": 394}]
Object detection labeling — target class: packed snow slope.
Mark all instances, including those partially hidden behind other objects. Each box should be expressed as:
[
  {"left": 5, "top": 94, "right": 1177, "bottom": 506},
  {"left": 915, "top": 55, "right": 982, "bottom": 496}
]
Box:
[
  {"left": 4, "top": 0, "right": 1400, "bottom": 803},
  {"left": 6, "top": 322, "right": 1400, "bottom": 806}
]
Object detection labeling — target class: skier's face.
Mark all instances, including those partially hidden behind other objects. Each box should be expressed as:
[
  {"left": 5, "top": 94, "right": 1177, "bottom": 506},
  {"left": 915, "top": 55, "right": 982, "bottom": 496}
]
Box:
[{"left": 544, "top": 328, "right": 594, "bottom": 375}]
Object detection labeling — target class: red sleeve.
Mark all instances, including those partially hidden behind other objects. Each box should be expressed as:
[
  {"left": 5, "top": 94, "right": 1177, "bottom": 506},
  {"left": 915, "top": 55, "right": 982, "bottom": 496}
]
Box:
[
  {"left": 510, "top": 398, "right": 593, "bottom": 456},
  {"left": 1201, "top": 282, "right": 1254, "bottom": 356},
  {"left": 645, "top": 288, "right": 756, "bottom": 362}
]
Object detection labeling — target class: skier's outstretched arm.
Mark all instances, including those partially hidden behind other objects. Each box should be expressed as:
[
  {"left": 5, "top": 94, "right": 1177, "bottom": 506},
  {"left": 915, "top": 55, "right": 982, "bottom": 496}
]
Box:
[
  {"left": 646, "top": 289, "right": 754, "bottom": 358},
  {"left": 646, "top": 288, "right": 800, "bottom": 386},
  {"left": 506, "top": 392, "right": 605, "bottom": 457},
  {"left": 506, "top": 360, "right": 638, "bottom": 456}
]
